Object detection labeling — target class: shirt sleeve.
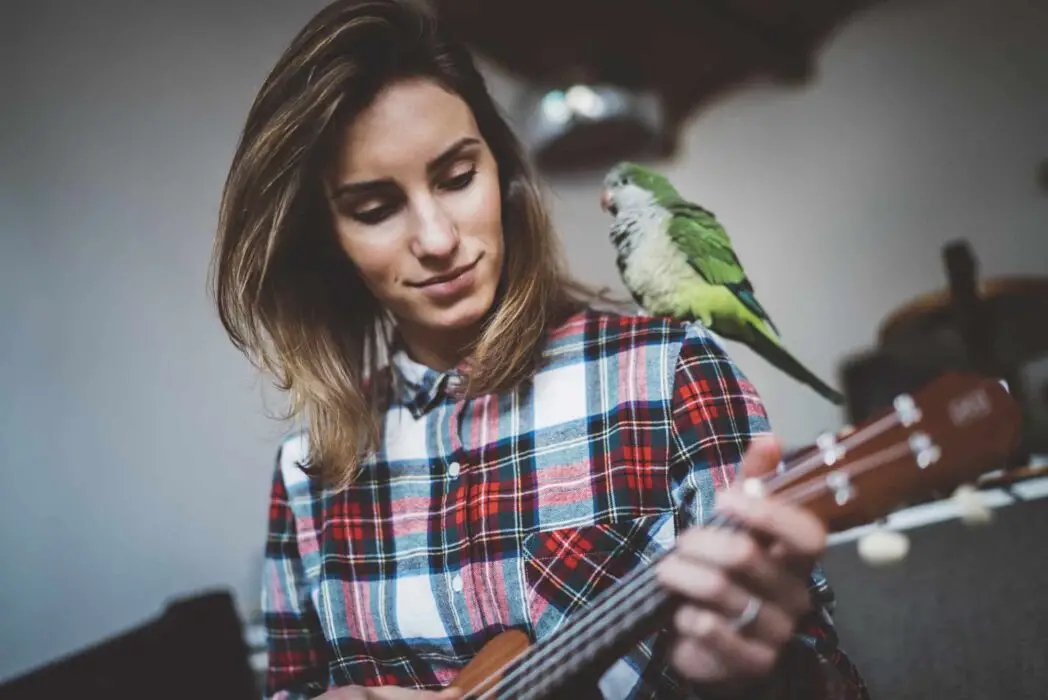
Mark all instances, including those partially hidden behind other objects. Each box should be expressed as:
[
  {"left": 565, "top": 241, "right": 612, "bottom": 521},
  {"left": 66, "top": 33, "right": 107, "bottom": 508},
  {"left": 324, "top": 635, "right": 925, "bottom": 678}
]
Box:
[
  {"left": 666, "top": 323, "right": 870, "bottom": 700},
  {"left": 262, "top": 448, "right": 329, "bottom": 699}
]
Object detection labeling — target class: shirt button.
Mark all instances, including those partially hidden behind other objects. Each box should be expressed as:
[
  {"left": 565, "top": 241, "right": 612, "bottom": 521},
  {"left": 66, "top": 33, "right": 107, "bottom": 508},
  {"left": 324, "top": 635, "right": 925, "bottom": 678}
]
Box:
[
  {"left": 452, "top": 575, "right": 463, "bottom": 592},
  {"left": 448, "top": 461, "right": 461, "bottom": 478},
  {"left": 446, "top": 375, "right": 464, "bottom": 399}
]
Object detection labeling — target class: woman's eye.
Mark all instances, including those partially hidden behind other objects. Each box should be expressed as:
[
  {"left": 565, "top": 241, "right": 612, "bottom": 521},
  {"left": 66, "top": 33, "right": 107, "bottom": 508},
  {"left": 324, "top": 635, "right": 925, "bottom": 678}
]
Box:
[
  {"left": 351, "top": 202, "right": 399, "bottom": 225},
  {"left": 441, "top": 167, "right": 477, "bottom": 191}
]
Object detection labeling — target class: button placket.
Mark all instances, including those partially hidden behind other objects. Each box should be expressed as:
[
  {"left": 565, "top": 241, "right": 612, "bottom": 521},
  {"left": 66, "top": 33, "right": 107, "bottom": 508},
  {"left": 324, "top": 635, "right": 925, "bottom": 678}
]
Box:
[{"left": 444, "top": 389, "right": 480, "bottom": 624}]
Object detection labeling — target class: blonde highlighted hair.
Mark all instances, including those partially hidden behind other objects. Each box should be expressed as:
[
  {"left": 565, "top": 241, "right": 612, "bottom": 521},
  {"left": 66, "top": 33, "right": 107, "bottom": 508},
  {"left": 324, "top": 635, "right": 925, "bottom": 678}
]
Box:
[{"left": 210, "top": 0, "right": 603, "bottom": 487}]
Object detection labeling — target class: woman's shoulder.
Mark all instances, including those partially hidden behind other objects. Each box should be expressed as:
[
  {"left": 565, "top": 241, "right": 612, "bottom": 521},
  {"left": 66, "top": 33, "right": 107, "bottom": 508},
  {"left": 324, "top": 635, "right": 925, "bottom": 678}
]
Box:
[
  {"left": 542, "top": 306, "right": 730, "bottom": 374},
  {"left": 542, "top": 308, "right": 767, "bottom": 432},
  {"left": 271, "top": 428, "right": 316, "bottom": 496}
]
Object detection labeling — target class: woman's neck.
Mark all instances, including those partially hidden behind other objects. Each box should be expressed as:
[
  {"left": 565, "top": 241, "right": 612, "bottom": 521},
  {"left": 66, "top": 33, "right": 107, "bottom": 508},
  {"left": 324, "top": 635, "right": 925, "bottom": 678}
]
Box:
[{"left": 397, "top": 322, "right": 481, "bottom": 372}]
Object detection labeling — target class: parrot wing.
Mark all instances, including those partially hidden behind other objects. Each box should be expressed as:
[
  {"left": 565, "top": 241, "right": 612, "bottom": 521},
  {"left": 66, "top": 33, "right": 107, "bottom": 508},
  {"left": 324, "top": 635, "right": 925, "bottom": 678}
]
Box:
[{"left": 666, "top": 201, "right": 780, "bottom": 336}]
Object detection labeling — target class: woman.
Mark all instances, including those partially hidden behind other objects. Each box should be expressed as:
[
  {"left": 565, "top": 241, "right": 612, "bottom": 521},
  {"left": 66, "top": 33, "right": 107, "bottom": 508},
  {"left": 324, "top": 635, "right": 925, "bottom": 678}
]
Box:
[{"left": 211, "top": 1, "right": 870, "bottom": 698}]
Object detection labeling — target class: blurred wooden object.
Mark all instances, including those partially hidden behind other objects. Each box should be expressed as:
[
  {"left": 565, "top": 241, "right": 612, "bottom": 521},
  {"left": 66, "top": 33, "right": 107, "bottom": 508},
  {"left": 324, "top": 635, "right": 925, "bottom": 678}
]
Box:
[
  {"left": 839, "top": 241, "right": 1048, "bottom": 477},
  {"left": 879, "top": 275, "right": 1048, "bottom": 369}
]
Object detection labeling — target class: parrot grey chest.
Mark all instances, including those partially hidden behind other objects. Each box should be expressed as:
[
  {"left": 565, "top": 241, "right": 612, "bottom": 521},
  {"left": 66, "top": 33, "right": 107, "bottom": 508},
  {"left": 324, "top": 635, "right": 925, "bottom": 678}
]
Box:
[{"left": 610, "top": 203, "right": 705, "bottom": 313}]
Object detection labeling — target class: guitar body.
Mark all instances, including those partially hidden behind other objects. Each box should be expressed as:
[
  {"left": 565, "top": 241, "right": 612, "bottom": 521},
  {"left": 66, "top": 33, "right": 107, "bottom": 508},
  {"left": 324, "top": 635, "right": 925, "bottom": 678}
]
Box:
[
  {"left": 450, "top": 629, "right": 606, "bottom": 699},
  {"left": 449, "top": 629, "right": 529, "bottom": 696}
]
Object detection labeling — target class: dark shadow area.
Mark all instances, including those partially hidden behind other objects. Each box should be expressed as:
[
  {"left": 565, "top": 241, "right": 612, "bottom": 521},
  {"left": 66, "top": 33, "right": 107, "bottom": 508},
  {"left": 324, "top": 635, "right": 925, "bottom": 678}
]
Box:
[
  {"left": 823, "top": 494, "right": 1048, "bottom": 699},
  {"left": 0, "top": 590, "right": 258, "bottom": 700}
]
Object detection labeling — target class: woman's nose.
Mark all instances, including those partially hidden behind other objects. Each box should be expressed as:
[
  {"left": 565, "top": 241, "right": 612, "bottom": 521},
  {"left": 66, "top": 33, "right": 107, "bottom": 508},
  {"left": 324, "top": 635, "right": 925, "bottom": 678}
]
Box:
[{"left": 411, "top": 199, "right": 460, "bottom": 259}]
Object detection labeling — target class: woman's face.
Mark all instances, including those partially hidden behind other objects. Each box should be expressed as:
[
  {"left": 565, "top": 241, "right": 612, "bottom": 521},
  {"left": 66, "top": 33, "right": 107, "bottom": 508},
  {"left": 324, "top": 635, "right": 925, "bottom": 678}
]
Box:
[{"left": 324, "top": 77, "right": 504, "bottom": 364}]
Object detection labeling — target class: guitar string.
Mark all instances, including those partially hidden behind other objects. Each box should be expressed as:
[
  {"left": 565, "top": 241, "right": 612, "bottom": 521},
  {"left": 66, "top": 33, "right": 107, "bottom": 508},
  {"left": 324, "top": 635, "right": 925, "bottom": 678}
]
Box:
[
  {"left": 769, "top": 441, "right": 917, "bottom": 507},
  {"left": 469, "top": 408, "right": 903, "bottom": 697},
  {"left": 483, "top": 379, "right": 1014, "bottom": 696},
  {"left": 761, "top": 410, "right": 901, "bottom": 493},
  {"left": 536, "top": 406, "right": 902, "bottom": 651},
  {"left": 453, "top": 534, "right": 692, "bottom": 698},
  {"left": 483, "top": 435, "right": 923, "bottom": 699},
  {"left": 459, "top": 527, "right": 691, "bottom": 698},
  {"left": 520, "top": 440, "right": 929, "bottom": 697},
  {"left": 481, "top": 406, "right": 901, "bottom": 685},
  {"left": 460, "top": 502, "right": 726, "bottom": 694},
  {"left": 471, "top": 418, "right": 917, "bottom": 699}
]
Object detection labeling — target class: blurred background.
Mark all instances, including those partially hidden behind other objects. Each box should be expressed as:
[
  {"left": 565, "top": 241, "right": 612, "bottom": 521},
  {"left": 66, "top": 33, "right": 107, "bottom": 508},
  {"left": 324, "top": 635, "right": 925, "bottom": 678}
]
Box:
[{"left": 2, "top": 0, "right": 1046, "bottom": 697}]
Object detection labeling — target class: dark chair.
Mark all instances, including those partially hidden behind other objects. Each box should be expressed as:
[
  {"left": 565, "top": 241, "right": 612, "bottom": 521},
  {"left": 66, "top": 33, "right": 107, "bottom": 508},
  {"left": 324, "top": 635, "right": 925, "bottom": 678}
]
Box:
[{"left": 0, "top": 589, "right": 259, "bottom": 700}]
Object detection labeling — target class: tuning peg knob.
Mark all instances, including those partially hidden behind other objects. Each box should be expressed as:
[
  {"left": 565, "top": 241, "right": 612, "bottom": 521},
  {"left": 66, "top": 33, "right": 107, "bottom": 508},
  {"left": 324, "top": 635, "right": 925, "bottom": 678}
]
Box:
[
  {"left": 857, "top": 522, "right": 910, "bottom": 566},
  {"left": 951, "top": 483, "right": 994, "bottom": 525}
]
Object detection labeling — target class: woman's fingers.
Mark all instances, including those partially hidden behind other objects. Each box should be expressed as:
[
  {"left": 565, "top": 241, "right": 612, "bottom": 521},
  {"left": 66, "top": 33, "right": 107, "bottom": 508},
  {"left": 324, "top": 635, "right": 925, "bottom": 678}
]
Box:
[
  {"left": 657, "top": 435, "right": 831, "bottom": 687},
  {"left": 667, "top": 525, "right": 812, "bottom": 618},
  {"left": 669, "top": 604, "right": 781, "bottom": 680},
  {"left": 737, "top": 435, "right": 783, "bottom": 479},
  {"left": 728, "top": 435, "right": 828, "bottom": 565},
  {"left": 717, "top": 489, "right": 827, "bottom": 563},
  {"left": 656, "top": 550, "right": 797, "bottom": 648}
]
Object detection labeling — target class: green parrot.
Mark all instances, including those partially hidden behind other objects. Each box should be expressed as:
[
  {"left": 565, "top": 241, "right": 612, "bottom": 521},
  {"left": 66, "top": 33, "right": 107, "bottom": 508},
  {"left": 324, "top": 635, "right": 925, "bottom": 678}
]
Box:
[{"left": 599, "top": 161, "right": 845, "bottom": 405}]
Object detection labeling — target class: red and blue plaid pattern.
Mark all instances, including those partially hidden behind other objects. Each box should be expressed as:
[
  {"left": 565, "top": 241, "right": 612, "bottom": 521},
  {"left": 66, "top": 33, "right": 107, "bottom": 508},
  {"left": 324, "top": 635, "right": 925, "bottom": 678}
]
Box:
[{"left": 262, "top": 309, "right": 869, "bottom": 699}]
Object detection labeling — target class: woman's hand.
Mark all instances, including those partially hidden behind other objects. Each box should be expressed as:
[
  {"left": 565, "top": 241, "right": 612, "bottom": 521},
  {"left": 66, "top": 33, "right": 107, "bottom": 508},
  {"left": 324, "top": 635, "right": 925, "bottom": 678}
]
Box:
[
  {"left": 655, "top": 435, "right": 827, "bottom": 695},
  {"left": 316, "top": 687, "right": 463, "bottom": 699}
]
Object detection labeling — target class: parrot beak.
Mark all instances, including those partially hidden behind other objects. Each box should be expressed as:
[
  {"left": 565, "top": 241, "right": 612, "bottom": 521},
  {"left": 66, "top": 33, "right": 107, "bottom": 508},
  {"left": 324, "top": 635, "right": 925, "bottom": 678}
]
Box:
[{"left": 600, "top": 188, "right": 614, "bottom": 214}]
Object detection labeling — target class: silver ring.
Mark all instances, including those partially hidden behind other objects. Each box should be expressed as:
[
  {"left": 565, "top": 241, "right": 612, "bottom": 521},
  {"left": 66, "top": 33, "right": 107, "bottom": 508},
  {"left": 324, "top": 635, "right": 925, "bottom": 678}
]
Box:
[{"left": 729, "top": 596, "right": 762, "bottom": 633}]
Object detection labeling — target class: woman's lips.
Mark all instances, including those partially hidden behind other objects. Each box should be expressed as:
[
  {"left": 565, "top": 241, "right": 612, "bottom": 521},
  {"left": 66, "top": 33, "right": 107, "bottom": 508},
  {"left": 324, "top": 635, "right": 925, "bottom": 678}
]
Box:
[{"left": 411, "top": 255, "right": 481, "bottom": 300}]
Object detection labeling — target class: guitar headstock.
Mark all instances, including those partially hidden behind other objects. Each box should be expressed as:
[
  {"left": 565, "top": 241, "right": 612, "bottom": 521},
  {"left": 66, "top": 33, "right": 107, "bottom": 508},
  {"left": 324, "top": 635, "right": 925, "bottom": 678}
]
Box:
[{"left": 769, "top": 372, "right": 1023, "bottom": 536}]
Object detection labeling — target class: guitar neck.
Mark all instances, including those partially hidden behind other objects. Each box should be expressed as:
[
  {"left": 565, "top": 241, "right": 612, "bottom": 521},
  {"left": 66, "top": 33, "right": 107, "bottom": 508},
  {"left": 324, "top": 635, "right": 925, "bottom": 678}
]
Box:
[
  {"left": 488, "top": 556, "right": 676, "bottom": 699},
  {"left": 487, "top": 511, "right": 740, "bottom": 699}
]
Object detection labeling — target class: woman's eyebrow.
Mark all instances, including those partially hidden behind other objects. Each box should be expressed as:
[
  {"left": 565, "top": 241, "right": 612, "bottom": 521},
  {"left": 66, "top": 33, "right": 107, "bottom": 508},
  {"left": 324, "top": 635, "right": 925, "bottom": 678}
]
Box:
[
  {"left": 425, "top": 136, "right": 481, "bottom": 176},
  {"left": 331, "top": 136, "right": 481, "bottom": 199}
]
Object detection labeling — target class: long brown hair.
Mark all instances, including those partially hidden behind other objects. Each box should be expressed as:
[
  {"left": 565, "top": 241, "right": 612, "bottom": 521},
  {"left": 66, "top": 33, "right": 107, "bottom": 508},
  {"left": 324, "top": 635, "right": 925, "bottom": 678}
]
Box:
[{"left": 210, "top": 0, "right": 603, "bottom": 487}]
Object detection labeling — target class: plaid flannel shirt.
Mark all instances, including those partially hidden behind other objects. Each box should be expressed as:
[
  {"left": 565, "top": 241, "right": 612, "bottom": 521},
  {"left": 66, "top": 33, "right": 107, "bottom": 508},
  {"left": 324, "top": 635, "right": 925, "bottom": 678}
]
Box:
[{"left": 262, "top": 309, "right": 869, "bottom": 699}]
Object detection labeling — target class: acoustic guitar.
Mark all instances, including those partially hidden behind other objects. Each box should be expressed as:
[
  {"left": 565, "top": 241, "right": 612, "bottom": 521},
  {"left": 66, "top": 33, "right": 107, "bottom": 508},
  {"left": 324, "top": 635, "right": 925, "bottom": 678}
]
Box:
[{"left": 447, "top": 372, "right": 1023, "bottom": 698}]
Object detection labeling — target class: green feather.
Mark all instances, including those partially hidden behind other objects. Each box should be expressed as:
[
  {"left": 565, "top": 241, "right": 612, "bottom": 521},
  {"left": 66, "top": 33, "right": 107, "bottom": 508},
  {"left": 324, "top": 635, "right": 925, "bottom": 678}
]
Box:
[
  {"left": 603, "top": 161, "right": 844, "bottom": 405},
  {"left": 666, "top": 202, "right": 779, "bottom": 336}
]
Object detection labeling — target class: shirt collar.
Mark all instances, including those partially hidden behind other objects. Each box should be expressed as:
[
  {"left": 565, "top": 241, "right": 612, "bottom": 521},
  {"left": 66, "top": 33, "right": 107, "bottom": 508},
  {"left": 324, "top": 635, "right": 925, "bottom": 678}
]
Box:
[{"left": 390, "top": 348, "right": 468, "bottom": 418}]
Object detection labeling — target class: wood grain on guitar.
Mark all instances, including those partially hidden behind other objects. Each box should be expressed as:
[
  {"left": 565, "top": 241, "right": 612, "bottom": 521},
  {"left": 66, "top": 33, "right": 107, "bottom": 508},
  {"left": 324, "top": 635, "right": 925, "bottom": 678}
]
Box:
[{"left": 447, "top": 372, "right": 1022, "bottom": 699}]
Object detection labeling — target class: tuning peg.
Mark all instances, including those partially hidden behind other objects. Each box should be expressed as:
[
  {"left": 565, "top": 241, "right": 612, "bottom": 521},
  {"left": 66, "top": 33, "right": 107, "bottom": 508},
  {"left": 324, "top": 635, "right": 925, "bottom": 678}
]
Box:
[
  {"left": 951, "top": 483, "right": 994, "bottom": 525},
  {"left": 857, "top": 521, "right": 910, "bottom": 566}
]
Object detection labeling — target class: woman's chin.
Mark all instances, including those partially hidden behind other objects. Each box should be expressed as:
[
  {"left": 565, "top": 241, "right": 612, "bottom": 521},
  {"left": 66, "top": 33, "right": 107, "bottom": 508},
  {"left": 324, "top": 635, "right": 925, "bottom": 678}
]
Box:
[
  {"left": 416, "top": 292, "right": 494, "bottom": 334},
  {"left": 436, "top": 299, "right": 492, "bottom": 331}
]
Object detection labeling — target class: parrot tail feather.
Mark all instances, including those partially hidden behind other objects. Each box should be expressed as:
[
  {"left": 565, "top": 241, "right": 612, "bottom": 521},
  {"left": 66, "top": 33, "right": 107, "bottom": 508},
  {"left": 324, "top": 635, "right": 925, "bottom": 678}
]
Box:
[{"left": 745, "top": 330, "right": 846, "bottom": 405}]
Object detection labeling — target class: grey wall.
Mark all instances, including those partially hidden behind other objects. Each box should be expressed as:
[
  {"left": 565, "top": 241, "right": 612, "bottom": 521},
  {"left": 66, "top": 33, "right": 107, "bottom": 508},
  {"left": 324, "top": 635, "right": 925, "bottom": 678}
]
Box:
[
  {"left": 1, "top": 0, "right": 334, "bottom": 679},
  {"left": 2, "top": 0, "right": 1045, "bottom": 683}
]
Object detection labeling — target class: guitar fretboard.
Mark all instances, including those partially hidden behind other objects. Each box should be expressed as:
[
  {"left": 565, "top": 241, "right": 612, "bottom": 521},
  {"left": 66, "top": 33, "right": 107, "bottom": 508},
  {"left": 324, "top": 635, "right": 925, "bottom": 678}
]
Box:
[{"left": 483, "top": 512, "right": 739, "bottom": 699}]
